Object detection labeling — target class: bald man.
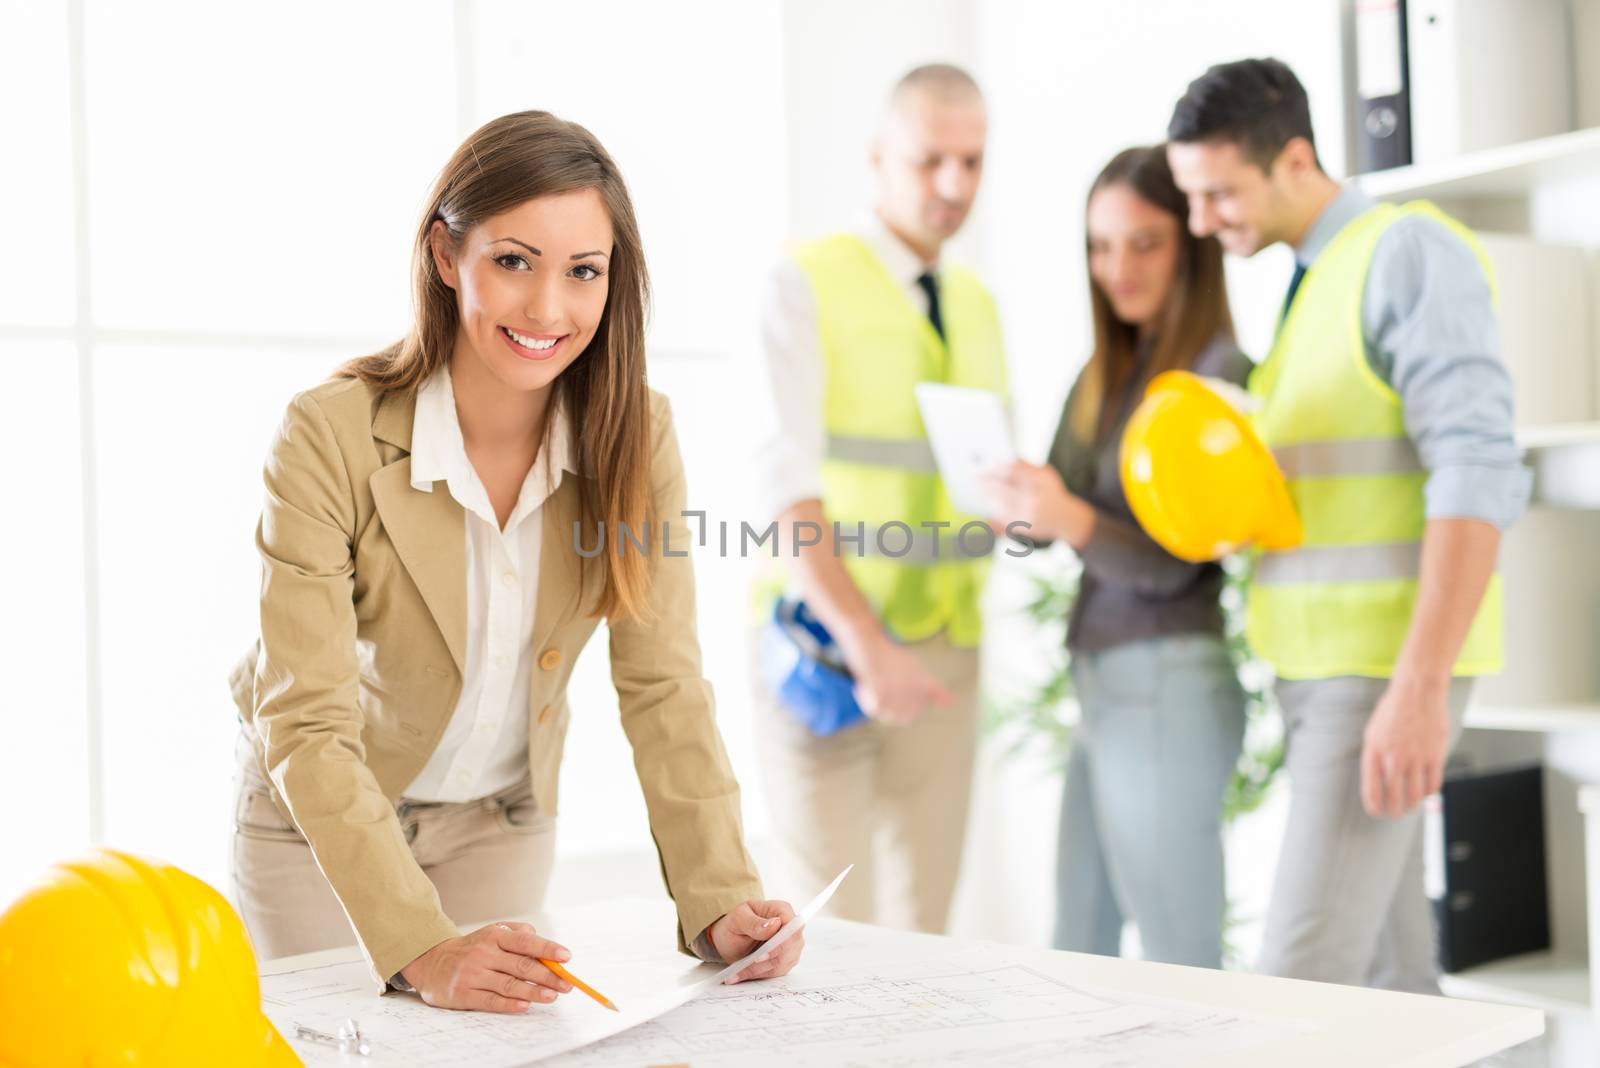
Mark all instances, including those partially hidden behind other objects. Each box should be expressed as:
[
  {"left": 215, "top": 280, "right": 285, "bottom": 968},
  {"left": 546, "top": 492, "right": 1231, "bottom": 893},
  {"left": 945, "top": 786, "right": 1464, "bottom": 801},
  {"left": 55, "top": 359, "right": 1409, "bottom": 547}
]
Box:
[{"left": 750, "top": 65, "right": 1008, "bottom": 932}]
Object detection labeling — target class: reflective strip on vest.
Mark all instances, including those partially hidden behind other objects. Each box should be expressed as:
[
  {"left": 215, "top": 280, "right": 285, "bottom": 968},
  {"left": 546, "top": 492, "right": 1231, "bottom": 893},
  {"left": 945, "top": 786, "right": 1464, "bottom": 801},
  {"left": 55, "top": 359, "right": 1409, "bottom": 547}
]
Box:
[
  {"left": 1245, "top": 201, "right": 1502, "bottom": 678},
  {"left": 793, "top": 231, "right": 1007, "bottom": 647},
  {"left": 1254, "top": 541, "right": 1421, "bottom": 586},
  {"left": 1271, "top": 438, "right": 1424, "bottom": 479},
  {"left": 825, "top": 433, "right": 938, "bottom": 472}
]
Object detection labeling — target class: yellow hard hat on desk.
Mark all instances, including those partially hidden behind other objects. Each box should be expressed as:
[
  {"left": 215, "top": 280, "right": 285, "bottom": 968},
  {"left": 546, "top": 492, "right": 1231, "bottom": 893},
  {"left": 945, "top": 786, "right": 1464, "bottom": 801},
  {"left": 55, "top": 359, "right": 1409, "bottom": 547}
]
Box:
[
  {"left": 0, "top": 848, "right": 301, "bottom": 1067},
  {"left": 1120, "top": 370, "right": 1302, "bottom": 563}
]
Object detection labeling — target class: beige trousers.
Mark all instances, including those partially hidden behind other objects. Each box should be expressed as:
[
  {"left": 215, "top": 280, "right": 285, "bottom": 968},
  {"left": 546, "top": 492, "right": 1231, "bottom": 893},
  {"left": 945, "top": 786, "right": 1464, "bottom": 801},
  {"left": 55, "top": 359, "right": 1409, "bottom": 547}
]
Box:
[
  {"left": 228, "top": 734, "right": 556, "bottom": 966},
  {"left": 754, "top": 630, "right": 979, "bottom": 933}
]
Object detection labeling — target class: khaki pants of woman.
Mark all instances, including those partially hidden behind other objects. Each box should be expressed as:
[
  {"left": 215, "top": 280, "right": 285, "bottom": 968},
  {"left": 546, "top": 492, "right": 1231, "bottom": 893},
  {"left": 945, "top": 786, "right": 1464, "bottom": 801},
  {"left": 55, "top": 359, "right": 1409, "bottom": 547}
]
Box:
[{"left": 228, "top": 734, "right": 557, "bottom": 968}]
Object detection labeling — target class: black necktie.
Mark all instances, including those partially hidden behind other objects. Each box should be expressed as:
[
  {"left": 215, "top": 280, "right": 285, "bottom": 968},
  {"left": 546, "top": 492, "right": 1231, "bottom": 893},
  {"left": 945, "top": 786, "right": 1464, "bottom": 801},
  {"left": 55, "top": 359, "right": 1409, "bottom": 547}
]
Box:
[
  {"left": 1281, "top": 262, "right": 1307, "bottom": 324},
  {"left": 916, "top": 270, "right": 945, "bottom": 342}
]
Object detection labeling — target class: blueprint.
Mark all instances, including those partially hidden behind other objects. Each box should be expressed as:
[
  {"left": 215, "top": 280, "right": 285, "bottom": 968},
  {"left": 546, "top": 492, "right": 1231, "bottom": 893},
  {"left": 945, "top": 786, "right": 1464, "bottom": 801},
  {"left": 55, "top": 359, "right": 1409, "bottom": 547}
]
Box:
[
  {"left": 261, "top": 869, "right": 848, "bottom": 1067},
  {"left": 538, "top": 922, "right": 1320, "bottom": 1068},
  {"left": 261, "top": 921, "right": 710, "bottom": 1067},
  {"left": 261, "top": 872, "right": 1319, "bottom": 1067}
]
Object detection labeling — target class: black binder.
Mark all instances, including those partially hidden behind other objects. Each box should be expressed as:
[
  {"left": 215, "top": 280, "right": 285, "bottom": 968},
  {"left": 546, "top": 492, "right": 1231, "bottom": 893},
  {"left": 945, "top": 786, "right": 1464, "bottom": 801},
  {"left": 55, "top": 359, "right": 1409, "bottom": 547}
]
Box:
[
  {"left": 1353, "top": 0, "right": 1413, "bottom": 173},
  {"left": 1430, "top": 763, "right": 1550, "bottom": 973}
]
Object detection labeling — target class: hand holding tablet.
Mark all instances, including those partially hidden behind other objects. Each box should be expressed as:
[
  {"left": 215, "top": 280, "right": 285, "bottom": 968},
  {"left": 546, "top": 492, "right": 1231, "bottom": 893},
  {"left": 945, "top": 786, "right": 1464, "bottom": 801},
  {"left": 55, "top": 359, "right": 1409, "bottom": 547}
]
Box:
[{"left": 913, "top": 383, "right": 1015, "bottom": 515}]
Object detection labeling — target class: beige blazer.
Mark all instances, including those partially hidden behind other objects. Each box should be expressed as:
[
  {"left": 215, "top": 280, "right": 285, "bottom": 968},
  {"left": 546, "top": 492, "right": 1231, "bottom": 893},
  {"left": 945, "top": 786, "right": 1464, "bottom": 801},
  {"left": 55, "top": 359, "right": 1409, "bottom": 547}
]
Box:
[{"left": 229, "top": 376, "right": 761, "bottom": 986}]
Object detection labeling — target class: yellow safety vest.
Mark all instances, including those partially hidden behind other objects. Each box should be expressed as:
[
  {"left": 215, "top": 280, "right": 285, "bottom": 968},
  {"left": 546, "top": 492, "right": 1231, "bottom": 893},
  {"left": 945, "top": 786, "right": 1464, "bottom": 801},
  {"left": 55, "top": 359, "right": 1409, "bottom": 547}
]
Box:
[
  {"left": 784, "top": 232, "right": 1008, "bottom": 647},
  {"left": 1247, "top": 201, "right": 1504, "bottom": 679}
]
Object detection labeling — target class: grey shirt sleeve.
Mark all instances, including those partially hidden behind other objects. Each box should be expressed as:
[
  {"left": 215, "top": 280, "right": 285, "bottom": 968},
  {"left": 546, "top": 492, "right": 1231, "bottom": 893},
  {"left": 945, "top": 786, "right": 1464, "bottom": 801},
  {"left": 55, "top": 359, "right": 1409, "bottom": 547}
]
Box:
[
  {"left": 1363, "top": 217, "right": 1532, "bottom": 530},
  {"left": 1068, "top": 338, "right": 1254, "bottom": 596}
]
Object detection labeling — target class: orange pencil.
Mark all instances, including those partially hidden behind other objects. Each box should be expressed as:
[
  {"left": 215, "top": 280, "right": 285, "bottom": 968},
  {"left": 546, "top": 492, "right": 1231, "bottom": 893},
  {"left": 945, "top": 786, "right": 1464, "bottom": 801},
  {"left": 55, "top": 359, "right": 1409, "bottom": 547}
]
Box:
[{"left": 539, "top": 958, "right": 618, "bottom": 1012}]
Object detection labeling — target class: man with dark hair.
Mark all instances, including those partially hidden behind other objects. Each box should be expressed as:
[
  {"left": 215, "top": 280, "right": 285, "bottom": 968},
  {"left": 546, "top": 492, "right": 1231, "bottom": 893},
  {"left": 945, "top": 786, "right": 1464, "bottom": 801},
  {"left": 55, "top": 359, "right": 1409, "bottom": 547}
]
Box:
[
  {"left": 1166, "top": 58, "right": 1529, "bottom": 992},
  {"left": 1168, "top": 56, "right": 1322, "bottom": 172}
]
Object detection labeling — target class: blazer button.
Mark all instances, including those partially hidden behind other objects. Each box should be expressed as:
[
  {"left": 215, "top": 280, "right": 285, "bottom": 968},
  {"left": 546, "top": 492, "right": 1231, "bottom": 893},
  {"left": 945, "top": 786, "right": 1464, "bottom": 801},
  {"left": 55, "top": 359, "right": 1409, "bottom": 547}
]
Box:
[
  {"left": 539, "top": 648, "right": 561, "bottom": 671},
  {"left": 538, "top": 704, "right": 555, "bottom": 726}
]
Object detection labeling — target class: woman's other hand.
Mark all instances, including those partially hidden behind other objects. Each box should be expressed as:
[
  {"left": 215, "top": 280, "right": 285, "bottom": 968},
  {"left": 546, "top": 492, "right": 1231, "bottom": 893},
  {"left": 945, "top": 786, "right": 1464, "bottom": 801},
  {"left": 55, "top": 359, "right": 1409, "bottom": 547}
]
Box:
[
  {"left": 980, "top": 460, "right": 1094, "bottom": 548},
  {"left": 399, "top": 921, "right": 574, "bottom": 1012},
  {"left": 706, "top": 899, "right": 804, "bottom": 984}
]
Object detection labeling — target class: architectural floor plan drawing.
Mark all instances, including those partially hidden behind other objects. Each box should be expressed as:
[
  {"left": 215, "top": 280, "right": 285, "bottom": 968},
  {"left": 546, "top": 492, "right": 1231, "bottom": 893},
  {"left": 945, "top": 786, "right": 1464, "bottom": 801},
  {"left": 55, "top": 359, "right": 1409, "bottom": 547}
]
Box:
[
  {"left": 261, "top": 924, "right": 710, "bottom": 1068},
  {"left": 262, "top": 893, "right": 1318, "bottom": 1067},
  {"left": 537, "top": 926, "right": 1319, "bottom": 1067},
  {"left": 261, "top": 871, "right": 846, "bottom": 1067}
]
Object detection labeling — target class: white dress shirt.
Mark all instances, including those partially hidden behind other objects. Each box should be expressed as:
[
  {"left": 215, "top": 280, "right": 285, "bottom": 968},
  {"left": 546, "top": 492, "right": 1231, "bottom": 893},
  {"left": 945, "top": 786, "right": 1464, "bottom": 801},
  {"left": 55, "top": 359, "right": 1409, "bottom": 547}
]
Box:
[
  {"left": 401, "top": 368, "right": 574, "bottom": 803},
  {"left": 750, "top": 215, "right": 938, "bottom": 524}
]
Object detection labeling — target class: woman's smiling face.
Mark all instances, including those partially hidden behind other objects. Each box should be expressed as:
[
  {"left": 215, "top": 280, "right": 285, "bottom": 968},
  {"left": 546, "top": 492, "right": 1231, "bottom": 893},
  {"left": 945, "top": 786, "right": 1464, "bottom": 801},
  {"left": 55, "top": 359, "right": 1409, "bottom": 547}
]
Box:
[{"left": 431, "top": 188, "right": 614, "bottom": 393}]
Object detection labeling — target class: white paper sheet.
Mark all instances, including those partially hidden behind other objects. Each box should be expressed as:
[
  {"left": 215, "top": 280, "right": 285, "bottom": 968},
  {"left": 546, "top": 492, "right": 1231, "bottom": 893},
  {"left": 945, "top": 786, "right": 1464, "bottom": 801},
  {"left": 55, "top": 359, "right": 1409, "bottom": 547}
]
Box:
[
  {"left": 260, "top": 868, "right": 851, "bottom": 1067},
  {"left": 536, "top": 920, "right": 1321, "bottom": 1068},
  {"left": 703, "top": 863, "right": 851, "bottom": 987}
]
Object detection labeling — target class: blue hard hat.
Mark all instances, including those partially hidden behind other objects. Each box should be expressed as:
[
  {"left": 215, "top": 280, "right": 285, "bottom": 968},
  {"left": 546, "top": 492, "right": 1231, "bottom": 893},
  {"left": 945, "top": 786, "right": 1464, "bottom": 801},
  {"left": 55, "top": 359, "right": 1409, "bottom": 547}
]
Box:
[{"left": 762, "top": 599, "right": 866, "bottom": 737}]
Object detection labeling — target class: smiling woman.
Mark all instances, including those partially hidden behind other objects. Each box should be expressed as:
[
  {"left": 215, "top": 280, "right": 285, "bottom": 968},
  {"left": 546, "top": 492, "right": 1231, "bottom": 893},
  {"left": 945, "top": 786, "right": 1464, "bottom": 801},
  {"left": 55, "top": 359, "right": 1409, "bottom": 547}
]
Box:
[
  {"left": 425, "top": 189, "right": 616, "bottom": 532},
  {"left": 339, "top": 113, "right": 653, "bottom": 615},
  {"left": 227, "top": 111, "right": 803, "bottom": 1013}
]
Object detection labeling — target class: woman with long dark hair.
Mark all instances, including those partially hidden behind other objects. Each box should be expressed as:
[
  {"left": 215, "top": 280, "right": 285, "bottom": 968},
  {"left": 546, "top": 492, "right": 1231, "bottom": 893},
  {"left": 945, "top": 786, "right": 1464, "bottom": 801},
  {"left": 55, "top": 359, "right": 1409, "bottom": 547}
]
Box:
[
  {"left": 228, "top": 111, "right": 802, "bottom": 1010},
  {"left": 984, "top": 145, "right": 1249, "bottom": 968}
]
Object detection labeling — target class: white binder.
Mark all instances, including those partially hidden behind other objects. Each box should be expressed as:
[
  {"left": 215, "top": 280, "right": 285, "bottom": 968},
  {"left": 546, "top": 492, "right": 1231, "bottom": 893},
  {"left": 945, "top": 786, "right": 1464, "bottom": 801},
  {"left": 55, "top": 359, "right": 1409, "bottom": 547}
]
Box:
[{"left": 1406, "top": 0, "right": 1572, "bottom": 165}]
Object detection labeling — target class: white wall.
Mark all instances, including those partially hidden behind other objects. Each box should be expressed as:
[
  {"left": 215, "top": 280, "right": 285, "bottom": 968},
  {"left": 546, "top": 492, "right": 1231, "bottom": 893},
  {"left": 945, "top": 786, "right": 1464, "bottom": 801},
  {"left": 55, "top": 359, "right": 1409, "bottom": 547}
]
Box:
[
  {"left": 0, "top": 0, "right": 93, "bottom": 909},
  {"left": 3, "top": 1, "right": 1355, "bottom": 966},
  {"left": 0, "top": 0, "right": 793, "bottom": 905},
  {"left": 778, "top": 0, "right": 978, "bottom": 246}
]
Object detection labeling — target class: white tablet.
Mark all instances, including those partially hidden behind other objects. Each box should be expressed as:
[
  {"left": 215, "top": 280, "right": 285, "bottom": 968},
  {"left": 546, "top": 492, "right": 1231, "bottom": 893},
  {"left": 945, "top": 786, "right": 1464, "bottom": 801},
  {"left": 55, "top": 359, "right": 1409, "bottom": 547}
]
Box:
[{"left": 914, "top": 383, "right": 1015, "bottom": 516}]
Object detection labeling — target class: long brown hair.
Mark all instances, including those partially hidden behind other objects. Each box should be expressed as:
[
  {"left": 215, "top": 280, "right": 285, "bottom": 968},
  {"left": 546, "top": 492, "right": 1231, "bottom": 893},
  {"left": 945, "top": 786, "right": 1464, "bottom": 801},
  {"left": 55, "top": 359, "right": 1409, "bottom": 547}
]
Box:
[
  {"left": 1069, "top": 145, "right": 1233, "bottom": 440},
  {"left": 340, "top": 110, "right": 655, "bottom": 622}
]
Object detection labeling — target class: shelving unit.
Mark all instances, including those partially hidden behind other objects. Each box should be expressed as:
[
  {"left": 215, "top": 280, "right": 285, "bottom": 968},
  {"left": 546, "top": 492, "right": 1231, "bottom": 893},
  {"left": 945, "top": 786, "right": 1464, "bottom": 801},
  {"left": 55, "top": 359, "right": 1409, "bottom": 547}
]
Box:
[
  {"left": 1467, "top": 705, "right": 1600, "bottom": 734},
  {"left": 1358, "top": 125, "right": 1600, "bottom": 200},
  {"left": 1361, "top": 130, "right": 1600, "bottom": 515},
  {"left": 1518, "top": 423, "right": 1600, "bottom": 450},
  {"left": 1522, "top": 425, "right": 1600, "bottom": 510},
  {"left": 1440, "top": 952, "right": 1593, "bottom": 1018},
  {"left": 1355, "top": 117, "right": 1600, "bottom": 1059}
]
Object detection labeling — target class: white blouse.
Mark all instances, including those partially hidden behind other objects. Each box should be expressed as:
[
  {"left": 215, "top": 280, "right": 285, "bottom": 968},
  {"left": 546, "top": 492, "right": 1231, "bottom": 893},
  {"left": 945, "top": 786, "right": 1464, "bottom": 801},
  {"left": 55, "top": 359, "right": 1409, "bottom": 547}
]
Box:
[{"left": 400, "top": 368, "right": 574, "bottom": 803}]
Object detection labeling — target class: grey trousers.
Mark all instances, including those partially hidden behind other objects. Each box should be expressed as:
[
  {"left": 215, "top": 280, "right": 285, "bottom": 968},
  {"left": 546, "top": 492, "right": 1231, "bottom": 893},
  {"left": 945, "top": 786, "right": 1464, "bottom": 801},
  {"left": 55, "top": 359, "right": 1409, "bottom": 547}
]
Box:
[{"left": 1257, "top": 675, "right": 1471, "bottom": 992}]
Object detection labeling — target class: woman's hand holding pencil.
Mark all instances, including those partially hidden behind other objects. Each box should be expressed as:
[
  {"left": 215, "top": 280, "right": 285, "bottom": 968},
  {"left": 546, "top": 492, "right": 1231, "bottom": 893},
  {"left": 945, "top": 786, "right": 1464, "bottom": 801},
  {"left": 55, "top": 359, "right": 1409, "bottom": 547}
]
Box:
[{"left": 398, "top": 921, "right": 576, "bottom": 1014}]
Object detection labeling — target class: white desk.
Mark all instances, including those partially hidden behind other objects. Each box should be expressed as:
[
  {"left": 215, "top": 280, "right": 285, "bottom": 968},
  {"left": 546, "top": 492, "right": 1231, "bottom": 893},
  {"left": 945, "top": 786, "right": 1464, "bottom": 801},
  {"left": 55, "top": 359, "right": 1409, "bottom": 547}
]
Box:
[{"left": 262, "top": 899, "right": 1542, "bottom": 1067}]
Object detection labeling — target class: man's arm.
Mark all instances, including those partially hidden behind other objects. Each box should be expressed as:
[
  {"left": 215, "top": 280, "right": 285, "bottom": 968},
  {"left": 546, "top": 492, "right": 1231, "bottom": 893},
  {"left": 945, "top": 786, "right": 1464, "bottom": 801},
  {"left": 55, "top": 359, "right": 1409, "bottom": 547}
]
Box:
[
  {"left": 1357, "top": 215, "right": 1530, "bottom": 818},
  {"left": 777, "top": 499, "right": 951, "bottom": 725},
  {"left": 752, "top": 258, "right": 950, "bottom": 725},
  {"left": 1361, "top": 517, "right": 1499, "bottom": 817},
  {"left": 776, "top": 499, "right": 881, "bottom": 655}
]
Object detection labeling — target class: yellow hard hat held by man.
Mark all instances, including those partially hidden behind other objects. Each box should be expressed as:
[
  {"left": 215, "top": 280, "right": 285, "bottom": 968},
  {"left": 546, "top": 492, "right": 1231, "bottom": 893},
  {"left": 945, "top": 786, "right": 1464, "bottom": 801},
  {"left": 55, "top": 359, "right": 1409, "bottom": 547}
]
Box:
[{"left": 1120, "top": 369, "right": 1302, "bottom": 562}]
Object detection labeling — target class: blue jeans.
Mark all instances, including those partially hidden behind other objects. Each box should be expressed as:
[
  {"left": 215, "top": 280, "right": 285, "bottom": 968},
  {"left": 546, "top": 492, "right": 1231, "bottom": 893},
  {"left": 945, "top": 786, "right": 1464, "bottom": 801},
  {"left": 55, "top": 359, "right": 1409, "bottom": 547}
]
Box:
[{"left": 1054, "top": 634, "right": 1246, "bottom": 968}]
